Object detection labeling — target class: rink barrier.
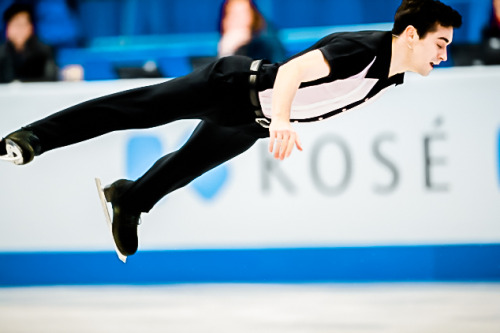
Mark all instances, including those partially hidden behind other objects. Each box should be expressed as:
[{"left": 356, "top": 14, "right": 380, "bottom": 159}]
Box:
[{"left": 0, "top": 244, "right": 499, "bottom": 286}]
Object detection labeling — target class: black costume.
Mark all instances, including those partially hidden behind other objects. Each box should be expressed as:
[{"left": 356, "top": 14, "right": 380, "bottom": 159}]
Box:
[{"left": 22, "top": 30, "right": 404, "bottom": 213}]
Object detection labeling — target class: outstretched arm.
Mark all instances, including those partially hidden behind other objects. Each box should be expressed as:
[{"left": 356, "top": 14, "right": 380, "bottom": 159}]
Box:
[{"left": 269, "top": 49, "right": 331, "bottom": 160}]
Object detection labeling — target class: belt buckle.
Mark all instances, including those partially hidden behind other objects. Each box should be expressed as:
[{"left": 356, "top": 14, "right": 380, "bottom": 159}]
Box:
[{"left": 255, "top": 117, "right": 271, "bottom": 128}]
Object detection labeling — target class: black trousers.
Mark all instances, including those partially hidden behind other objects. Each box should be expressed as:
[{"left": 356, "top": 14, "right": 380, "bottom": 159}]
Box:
[{"left": 26, "top": 56, "right": 269, "bottom": 213}]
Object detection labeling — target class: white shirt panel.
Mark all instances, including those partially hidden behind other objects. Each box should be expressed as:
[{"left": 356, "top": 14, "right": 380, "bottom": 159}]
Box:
[{"left": 258, "top": 57, "right": 377, "bottom": 120}]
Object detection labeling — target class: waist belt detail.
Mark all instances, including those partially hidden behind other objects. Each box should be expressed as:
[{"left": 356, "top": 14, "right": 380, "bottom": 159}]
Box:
[{"left": 249, "top": 59, "right": 271, "bottom": 129}]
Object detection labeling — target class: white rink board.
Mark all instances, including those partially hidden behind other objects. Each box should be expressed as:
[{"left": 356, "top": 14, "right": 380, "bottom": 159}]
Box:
[{"left": 0, "top": 66, "right": 500, "bottom": 251}]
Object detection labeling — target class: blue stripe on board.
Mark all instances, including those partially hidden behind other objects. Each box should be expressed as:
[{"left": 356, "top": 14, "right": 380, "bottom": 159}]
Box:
[{"left": 0, "top": 244, "right": 499, "bottom": 286}]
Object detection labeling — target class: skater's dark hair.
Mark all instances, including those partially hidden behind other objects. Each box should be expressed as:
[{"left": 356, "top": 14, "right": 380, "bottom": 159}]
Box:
[{"left": 392, "top": 0, "right": 462, "bottom": 38}]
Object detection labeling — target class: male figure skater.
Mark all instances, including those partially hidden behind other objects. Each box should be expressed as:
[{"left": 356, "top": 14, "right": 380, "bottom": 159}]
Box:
[{"left": 0, "top": 0, "right": 462, "bottom": 258}]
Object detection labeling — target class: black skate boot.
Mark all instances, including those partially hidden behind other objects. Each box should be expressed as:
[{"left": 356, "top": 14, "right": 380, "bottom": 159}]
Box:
[
  {"left": 0, "top": 129, "right": 41, "bottom": 165},
  {"left": 102, "top": 179, "right": 141, "bottom": 257}
]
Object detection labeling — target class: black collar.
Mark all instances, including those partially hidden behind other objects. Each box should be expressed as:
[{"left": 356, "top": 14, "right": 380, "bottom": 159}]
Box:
[{"left": 367, "top": 31, "right": 405, "bottom": 86}]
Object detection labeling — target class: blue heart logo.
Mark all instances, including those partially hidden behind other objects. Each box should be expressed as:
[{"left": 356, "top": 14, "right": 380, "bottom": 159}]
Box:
[
  {"left": 126, "top": 135, "right": 164, "bottom": 180},
  {"left": 191, "top": 164, "right": 229, "bottom": 200},
  {"left": 126, "top": 132, "right": 229, "bottom": 201}
]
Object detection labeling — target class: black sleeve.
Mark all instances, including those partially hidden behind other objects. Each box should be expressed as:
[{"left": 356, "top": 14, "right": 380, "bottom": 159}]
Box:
[{"left": 317, "top": 35, "right": 376, "bottom": 80}]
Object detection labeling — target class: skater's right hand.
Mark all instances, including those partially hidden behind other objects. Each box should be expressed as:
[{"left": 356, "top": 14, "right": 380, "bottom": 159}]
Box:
[
  {"left": 268, "top": 118, "right": 303, "bottom": 160},
  {"left": 267, "top": 50, "right": 328, "bottom": 161}
]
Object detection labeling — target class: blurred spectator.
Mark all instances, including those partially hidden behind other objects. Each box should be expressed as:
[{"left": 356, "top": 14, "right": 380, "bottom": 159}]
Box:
[
  {"left": 0, "top": 3, "right": 57, "bottom": 83},
  {"left": 218, "top": 0, "right": 286, "bottom": 63},
  {"left": 483, "top": 0, "right": 500, "bottom": 39},
  {"left": 481, "top": 0, "right": 500, "bottom": 65}
]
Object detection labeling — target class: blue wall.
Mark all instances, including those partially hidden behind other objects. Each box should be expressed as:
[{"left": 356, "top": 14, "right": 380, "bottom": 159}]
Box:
[
  {"left": 1, "top": 244, "right": 499, "bottom": 286},
  {"left": 0, "top": 0, "right": 492, "bottom": 43},
  {"left": 74, "top": 0, "right": 489, "bottom": 42}
]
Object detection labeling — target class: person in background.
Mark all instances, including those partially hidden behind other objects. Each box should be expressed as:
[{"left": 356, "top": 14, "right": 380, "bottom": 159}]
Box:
[
  {"left": 0, "top": 2, "right": 57, "bottom": 83},
  {"left": 218, "top": 0, "right": 286, "bottom": 63},
  {"left": 483, "top": 0, "right": 500, "bottom": 39},
  {"left": 481, "top": 0, "right": 500, "bottom": 64}
]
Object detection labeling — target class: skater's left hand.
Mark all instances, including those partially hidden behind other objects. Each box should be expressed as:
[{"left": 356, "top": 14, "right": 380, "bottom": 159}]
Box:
[{"left": 269, "top": 118, "right": 303, "bottom": 160}]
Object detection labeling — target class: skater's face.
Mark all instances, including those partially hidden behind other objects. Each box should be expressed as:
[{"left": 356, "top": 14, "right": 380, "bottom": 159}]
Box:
[
  {"left": 6, "top": 11, "right": 33, "bottom": 51},
  {"left": 408, "top": 24, "right": 454, "bottom": 76}
]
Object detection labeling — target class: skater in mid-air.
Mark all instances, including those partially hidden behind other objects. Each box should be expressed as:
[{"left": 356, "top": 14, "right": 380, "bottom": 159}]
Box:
[{"left": 0, "top": 0, "right": 462, "bottom": 260}]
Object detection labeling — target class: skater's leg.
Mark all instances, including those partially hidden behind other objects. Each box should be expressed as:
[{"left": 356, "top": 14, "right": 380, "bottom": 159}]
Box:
[
  {"left": 105, "top": 119, "right": 256, "bottom": 218},
  {"left": 3, "top": 59, "right": 228, "bottom": 159},
  {"left": 27, "top": 72, "right": 220, "bottom": 154},
  {"left": 102, "top": 120, "right": 259, "bottom": 256},
  {"left": 123, "top": 120, "right": 259, "bottom": 212},
  {"left": 1, "top": 56, "right": 258, "bottom": 165}
]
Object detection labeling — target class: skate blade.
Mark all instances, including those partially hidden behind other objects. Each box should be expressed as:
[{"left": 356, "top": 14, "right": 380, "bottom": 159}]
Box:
[
  {"left": 0, "top": 140, "right": 23, "bottom": 164},
  {"left": 0, "top": 155, "right": 18, "bottom": 162},
  {"left": 95, "top": 178, "right": 127, "bottom": 263}
]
